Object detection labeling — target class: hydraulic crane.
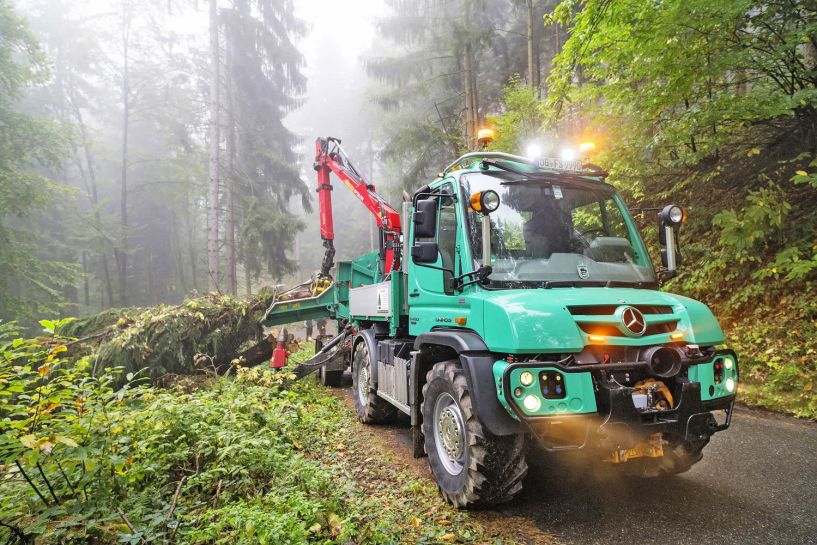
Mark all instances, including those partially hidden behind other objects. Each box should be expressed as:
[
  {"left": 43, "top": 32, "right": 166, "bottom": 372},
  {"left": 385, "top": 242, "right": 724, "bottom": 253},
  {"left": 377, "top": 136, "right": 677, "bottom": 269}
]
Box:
[{"left": 313, "top": 136, "right": 402, "bottom": 278}]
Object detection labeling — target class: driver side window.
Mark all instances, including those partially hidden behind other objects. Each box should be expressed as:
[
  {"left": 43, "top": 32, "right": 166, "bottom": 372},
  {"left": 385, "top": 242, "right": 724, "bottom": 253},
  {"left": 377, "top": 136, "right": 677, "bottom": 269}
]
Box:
[{"left": 438, "top": 186, "right": 458, "bottom": 295}]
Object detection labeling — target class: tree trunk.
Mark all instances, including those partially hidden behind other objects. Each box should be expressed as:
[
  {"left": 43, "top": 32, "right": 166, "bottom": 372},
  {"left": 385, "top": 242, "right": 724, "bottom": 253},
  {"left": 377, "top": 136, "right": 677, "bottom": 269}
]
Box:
[
  {"left": 67, "top": 90, "right": 115, "bottom": 308},
  {"left": 171, "top": 216, "right": 188, "bottom": 297},
  {"left": 244, "top": 263, "right": 252, "bottom": 297},
  {"left": 81, "top": 251, "right": 90, "bottom": 307},
  {"left": 463, "top": 43, "right": 476, "bottom": 148},
  {"left": 117, "top": 3, "right": 132, "bottom": 306},
  {"left": 224, "top": 31, "right": 237, "bottom": 295},
  {"left": 207, "top": 0, "right": 221, "bottom": 293},
  {"left": 527, "top": 0, "right": 540, "bottom": 94}
]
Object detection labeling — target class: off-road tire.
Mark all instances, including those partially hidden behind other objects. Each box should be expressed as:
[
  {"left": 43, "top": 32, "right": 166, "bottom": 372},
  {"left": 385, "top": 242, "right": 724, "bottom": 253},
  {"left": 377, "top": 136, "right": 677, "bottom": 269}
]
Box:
[
  {"left": 421, "top": 360, "right": 528, "bottom": 508},
  {"left": 622, "top": 438, "right": 708, "bottom": 478},
  {"left": 316, "top": 337, "right": 344, "bottom": 387},
  {"left": 351, "top": 341, "right": 397, "bottom": 424}
]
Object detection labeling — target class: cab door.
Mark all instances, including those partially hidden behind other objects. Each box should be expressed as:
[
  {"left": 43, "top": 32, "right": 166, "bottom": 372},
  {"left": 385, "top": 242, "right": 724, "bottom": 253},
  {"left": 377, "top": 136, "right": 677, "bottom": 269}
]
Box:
[{"left": 408, "top": 182, "right": 471, "bottom": 335}]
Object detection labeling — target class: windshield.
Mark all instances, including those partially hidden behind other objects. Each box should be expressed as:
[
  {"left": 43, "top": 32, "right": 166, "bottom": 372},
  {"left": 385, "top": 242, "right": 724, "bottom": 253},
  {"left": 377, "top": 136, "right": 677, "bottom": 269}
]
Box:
[{"left": 461, "top": 172, "right": 656, "bottom": 287}]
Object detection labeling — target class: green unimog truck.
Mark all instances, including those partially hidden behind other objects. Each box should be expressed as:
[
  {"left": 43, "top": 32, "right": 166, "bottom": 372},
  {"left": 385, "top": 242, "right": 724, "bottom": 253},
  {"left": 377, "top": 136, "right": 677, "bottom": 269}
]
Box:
[{"left": 263, "top": 137, "right": 738, "bottom": 508}]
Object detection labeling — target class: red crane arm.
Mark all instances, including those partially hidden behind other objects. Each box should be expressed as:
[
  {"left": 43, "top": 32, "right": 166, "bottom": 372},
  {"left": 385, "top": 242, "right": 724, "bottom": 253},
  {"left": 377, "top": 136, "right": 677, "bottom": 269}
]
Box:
[{"left": 313, "top": 137, "right": 402, "bottom": 277}]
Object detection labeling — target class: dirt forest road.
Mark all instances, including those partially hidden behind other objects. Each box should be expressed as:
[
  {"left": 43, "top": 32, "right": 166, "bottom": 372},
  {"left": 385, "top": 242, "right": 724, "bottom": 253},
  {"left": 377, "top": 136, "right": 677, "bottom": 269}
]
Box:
[{"left": 336, "top": 387, "right": 817, "bottom": 545}]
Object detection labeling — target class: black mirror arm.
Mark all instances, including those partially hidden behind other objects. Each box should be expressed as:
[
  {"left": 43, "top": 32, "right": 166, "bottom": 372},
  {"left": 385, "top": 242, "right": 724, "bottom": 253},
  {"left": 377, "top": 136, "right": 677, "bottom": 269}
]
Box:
[
  {"left": 415, "top": 262, "right": 455, "bottom": 278},
  {"left": 656, "top": 267, "right": 677, "bottom": 284},
  {"left": 450, "top": 266, "right": 493, "bottom": 292}
]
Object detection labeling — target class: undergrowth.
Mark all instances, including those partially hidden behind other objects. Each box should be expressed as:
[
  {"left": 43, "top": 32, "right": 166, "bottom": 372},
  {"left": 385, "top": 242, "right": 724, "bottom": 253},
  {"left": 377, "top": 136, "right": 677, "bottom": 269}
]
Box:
[{"left": 0, "top": 324, "right": 506, "bottom": 544}]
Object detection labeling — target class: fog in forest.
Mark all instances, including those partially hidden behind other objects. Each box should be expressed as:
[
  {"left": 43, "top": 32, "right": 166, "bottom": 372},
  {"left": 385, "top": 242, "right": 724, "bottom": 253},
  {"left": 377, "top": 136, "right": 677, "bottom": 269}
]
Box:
[{"left": 2, "top": 0, "right": 815, "bottom": 331}]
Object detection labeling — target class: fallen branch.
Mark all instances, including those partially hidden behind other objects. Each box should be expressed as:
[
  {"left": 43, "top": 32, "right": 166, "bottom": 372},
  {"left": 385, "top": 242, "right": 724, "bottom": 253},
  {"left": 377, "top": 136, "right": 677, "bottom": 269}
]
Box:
[
  {"left": 165, "top": 476, "right": 186, "bottom": 522},
  {"left": 116, "top": 508, "right": 145, "bottom": 544}
]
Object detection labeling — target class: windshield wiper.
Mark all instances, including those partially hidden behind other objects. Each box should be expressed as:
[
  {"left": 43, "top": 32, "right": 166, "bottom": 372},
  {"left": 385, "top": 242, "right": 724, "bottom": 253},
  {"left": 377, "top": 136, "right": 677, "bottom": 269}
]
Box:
[{"left": 480, "top": 159, "right": 529, "bottom": 176}]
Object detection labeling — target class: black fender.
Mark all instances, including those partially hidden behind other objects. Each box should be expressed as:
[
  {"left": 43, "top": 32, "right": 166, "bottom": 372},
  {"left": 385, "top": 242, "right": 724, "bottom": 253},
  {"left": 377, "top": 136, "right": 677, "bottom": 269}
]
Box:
[
  {"left": 413, "top": 330, "right": 524, "bottom": 436},
  {"left": 353, "top": 329, "right": 379, "bottom": 391}
]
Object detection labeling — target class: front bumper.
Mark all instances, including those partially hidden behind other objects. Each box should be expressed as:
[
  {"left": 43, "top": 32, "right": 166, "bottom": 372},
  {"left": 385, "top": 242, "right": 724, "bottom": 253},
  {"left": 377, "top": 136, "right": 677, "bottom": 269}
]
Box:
[{"left": 494, "top": 351, "right": 737, "bottom": 451}]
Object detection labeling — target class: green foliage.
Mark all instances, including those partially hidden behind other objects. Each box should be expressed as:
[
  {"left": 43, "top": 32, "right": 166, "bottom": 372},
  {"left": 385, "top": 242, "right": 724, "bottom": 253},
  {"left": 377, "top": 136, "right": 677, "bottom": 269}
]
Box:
[
  {"left": 0, "top": 0, "right": 72, "bottom": 323},
  {"left": 713, "top": 183, "right": 791, "bottom": 261},
  {"left": 0, "top": 331, "right": 355, "bottom": 543},
  {"left": 0, "top": 333, "right": 507, "bottom": 543},
  {"left": 487, "top": 77, "right": 546, "bottom": 154},
  {"left": 547, "top": 0, "right": 817, "bottom": 174}
]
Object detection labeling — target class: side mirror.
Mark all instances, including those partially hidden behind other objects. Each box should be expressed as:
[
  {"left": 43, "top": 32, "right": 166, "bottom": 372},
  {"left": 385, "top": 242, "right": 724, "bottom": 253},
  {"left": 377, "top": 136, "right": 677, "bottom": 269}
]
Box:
[
  {"left": 412, "top": 241, "right": 439, "bottom": 263},
  {"left": 657, "top": 204, "right": 685, "bottom": 273},
  {"left": 413, "top": 198, "right": 437, "bottom": 238}
]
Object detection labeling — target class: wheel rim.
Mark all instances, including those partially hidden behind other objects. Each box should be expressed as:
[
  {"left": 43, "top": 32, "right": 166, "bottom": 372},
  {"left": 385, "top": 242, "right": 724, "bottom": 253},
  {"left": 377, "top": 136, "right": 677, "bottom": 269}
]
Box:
[
  {"left": 356, "top": 355, "right": 370, "bottom": 405},
  {"left": 433, "top": 392, "right": 466, "bottom": 475}
]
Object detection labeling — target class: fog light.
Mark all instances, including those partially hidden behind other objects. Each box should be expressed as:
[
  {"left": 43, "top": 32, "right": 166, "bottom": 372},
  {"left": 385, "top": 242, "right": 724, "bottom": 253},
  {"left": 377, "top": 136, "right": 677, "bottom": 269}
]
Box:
[
  {"left": 523, "top": 395, "right": 541, "bottom": 412},
  {"left": 724, "top": 357, "right": 734, "bottom": 370},
  {"left": 520, "top": 371, "right": 534, "bottom": 386},
  {"left": 514, "top": 387, "right": 523, "bottom": 398},
  {"left": 725, "top": 377, "right": 736, "bottom": 393}
]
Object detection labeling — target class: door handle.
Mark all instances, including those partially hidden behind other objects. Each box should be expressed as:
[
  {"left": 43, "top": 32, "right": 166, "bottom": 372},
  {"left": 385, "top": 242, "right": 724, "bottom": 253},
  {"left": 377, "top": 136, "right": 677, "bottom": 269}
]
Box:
[{"left": 409, "top": 290, "right": 420, "bottom": 297}]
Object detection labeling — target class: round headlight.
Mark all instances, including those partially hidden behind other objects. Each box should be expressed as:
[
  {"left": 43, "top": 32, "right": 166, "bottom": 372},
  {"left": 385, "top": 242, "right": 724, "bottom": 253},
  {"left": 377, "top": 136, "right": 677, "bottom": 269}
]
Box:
[
  {"left": 660, "top": 204, "right": 686, "bottom": 226},
  {"left": 481, "top": 190, "right": 500, "bottom": 213},
  {"left": 724, "top": 357, "right": 734, "bottom": 370},
  {"left": 519, "top": 371, "right": 534, "bottom": 386},
  {"left": 725, "top": 377, "right": 736, "bottom": 393},
  {"left": 669, "top": 205, "right": 684, "bottom": 223},
  {"left": 523, "top": 394, "right": 541, "bottom": 412}
]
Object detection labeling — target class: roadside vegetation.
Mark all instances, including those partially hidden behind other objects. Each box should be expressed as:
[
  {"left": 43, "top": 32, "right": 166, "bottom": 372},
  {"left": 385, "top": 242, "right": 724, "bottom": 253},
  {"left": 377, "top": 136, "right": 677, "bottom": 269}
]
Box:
[{"left": 0, "top": 321, "right": 516, "bottom": 544}]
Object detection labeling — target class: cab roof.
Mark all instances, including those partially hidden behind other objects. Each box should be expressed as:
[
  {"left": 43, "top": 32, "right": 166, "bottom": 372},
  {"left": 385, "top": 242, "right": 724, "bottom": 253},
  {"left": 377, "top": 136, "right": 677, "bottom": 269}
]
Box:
[{"left": 438, "top": 151, "right": 608, "bottom": 183}]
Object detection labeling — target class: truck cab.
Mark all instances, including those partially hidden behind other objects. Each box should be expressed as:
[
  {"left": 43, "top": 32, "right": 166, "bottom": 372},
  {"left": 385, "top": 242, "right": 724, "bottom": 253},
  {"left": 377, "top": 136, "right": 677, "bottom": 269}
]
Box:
[{"left": 264, "top": 144, "right": 738, "bottom": 508}]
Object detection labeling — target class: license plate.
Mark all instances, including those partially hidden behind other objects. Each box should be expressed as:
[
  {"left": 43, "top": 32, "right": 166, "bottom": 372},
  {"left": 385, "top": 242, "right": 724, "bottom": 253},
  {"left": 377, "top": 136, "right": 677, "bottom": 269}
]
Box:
[{"left": 538, "top": 157, "right": 583, "bottom": 172}]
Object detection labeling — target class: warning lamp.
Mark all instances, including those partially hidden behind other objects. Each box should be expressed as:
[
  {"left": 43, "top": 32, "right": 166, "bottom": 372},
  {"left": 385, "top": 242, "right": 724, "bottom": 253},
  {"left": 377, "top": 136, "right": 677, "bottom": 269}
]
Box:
[
  {"left": 477, "top": 128, "right": 495, "bottom": 148},
  {"left": 469, "top": 190, "right": 500, "bottom": 214},
  {"left": 578, "top": 142, "right": 596, "bottom": 155}
]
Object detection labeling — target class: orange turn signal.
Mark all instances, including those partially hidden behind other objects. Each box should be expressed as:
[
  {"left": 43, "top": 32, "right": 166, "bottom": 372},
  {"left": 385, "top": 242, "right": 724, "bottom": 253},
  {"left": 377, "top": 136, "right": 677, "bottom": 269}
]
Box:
[
  {"left": 670, "top": 332, "right": 684, "bottom": 341},
  {"left": 588, "top": 335, "right": 605, "bottom": 343},
  {"left": 455, "top": 317, "right": 467, "bottom": 326}
]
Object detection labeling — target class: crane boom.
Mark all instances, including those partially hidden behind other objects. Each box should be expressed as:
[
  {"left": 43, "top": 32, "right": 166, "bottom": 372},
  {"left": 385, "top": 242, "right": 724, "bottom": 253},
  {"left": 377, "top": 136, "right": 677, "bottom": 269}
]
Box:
[{"left": 313, "top": 137, "right": 402, "bottom": 278}]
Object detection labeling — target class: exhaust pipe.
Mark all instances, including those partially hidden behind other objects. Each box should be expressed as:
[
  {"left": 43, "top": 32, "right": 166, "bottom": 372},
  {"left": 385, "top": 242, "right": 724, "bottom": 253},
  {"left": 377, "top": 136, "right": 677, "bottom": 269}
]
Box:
[{"left": 642, "top": 346, "right": 683, "bottom": 378}]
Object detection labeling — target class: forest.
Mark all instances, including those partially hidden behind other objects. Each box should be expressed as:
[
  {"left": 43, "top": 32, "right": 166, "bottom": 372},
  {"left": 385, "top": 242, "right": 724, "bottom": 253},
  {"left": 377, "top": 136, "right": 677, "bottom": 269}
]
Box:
[{"left": 1, "top": 0, "right": 816, "bottom": 543}]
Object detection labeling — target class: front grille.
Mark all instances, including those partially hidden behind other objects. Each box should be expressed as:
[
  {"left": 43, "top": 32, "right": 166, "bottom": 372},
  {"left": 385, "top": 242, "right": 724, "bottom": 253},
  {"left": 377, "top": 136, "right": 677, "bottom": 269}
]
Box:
[
  {"left": 568, "top": 304, "right": 673, "bottom": 316},
  {"left": 578, "top": 321, "right": 678, "bottom": 337}
]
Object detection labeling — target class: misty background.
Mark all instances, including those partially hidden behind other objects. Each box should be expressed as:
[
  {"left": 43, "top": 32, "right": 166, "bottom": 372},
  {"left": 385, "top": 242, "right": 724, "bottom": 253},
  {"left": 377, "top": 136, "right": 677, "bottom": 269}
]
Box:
[{"left": 3, "top": 0, "right": 561, "bottom": 324}]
